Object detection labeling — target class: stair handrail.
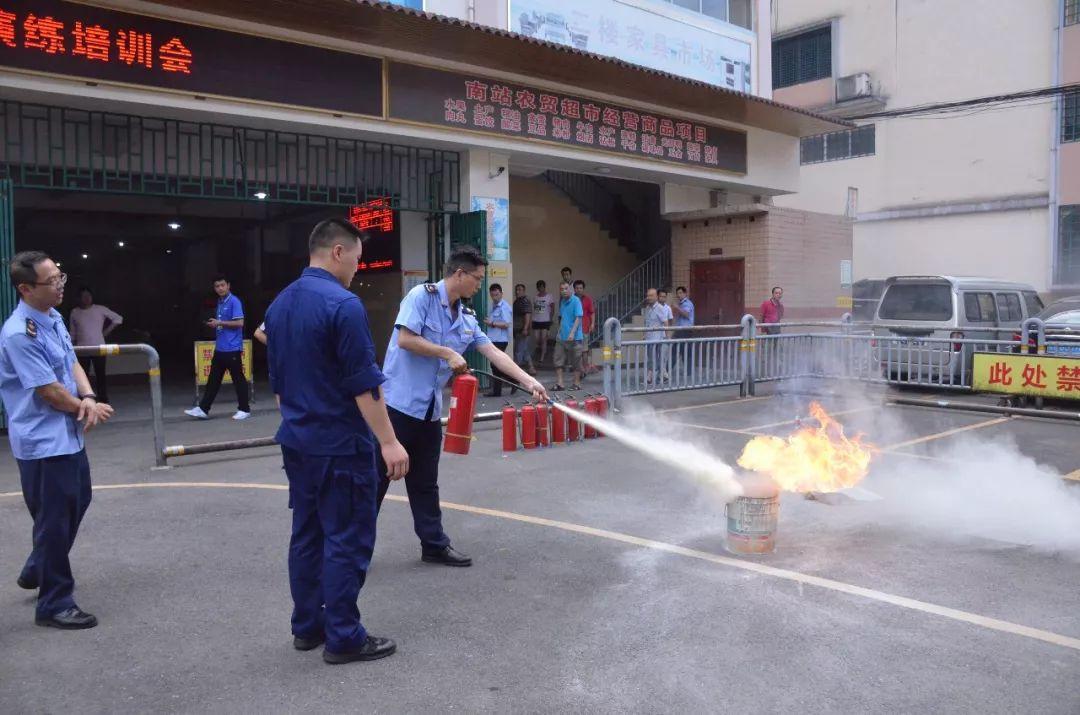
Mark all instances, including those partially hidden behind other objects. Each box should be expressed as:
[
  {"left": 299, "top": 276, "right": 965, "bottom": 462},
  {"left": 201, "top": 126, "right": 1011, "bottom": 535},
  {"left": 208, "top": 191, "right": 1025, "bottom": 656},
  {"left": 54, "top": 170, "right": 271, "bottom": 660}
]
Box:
[{"left": 587, "top": 245, "right": 671, "bottom": 345}]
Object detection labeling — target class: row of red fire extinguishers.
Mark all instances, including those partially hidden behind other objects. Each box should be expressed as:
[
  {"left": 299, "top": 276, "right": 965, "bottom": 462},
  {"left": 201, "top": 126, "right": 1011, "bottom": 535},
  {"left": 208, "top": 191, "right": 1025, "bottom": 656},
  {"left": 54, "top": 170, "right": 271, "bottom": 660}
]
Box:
[{"left": 443, "top": 372, "right": 609, "bottom": 455}]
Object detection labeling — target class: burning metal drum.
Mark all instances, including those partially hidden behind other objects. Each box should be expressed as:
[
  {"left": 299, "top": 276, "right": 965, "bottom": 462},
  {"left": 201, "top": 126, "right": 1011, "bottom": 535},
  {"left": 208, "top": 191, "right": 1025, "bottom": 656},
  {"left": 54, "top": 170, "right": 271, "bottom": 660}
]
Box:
[{"left": 726, "top": 476, "right": 780, "bottom": 555}]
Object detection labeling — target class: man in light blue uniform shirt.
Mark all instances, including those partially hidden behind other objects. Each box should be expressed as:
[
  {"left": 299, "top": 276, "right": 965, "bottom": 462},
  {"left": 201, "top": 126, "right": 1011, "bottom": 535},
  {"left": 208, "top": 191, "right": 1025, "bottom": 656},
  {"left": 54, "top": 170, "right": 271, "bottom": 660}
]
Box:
[
  {"left": 185, "top": 275, "right": 249, "bottom": 420},
  {"left": 482, "top": 282, "right": 513, "bottom": 397},
  {"left": 672, "top": 286, "right": 696, "bottom": 373},
  {"left": 379, "top": 246, "right": 548, "bottom": 567},
  {"left": 0, "top": 251, "right": 113, "bottom": 630}
]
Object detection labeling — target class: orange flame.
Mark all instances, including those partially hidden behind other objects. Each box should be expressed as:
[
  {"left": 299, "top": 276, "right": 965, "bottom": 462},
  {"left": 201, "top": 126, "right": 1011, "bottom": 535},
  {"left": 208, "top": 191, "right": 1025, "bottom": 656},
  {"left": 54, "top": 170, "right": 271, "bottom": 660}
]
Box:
[{"left": 736, "top": 402, "right": 876, "bottom": 493}]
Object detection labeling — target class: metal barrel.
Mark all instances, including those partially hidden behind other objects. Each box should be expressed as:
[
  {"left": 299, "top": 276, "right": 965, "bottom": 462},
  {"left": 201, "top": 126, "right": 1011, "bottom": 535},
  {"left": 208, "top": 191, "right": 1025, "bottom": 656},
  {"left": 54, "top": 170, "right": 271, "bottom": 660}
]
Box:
[{"left": 726, "top": 482, "right": 779, "bottom": 555}]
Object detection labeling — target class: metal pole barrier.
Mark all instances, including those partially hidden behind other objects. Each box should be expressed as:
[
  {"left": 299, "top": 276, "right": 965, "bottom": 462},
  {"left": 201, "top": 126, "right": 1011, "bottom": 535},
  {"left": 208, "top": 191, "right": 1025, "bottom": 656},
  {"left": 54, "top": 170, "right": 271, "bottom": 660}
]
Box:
[
  {"left": 602, "top": 317, "right": 617, "bottom": 407},
  {"left": 740, "top": 314, "right": 756, "bottom": 397},
  {"left": 163, "top": 412, "right": 507, "bottom": 460},
  {"left": 613, "top": 320, "right": 623, "bottom": 410},
  {"left": 75, "top": 343, "right": 166, "bottom": 468}
]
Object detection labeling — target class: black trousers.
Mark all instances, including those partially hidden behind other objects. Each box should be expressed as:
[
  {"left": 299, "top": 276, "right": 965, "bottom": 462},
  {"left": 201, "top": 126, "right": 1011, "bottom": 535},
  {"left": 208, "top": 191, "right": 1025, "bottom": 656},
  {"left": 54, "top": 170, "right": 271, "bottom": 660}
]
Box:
[
  {"left": 489, "top": 341, "right": 510, "bottom": 396},
  {"left": 199, "top": 349, "right": 250, "bottom": 413},
  {"left": 77, "top": 356, "right": 109, "bottom": 403},
  {"left": 18, "top": 450, "right": 92, "bottom": 619},
  {"left": 376, "top": 407, "right": 450, "bottom": 552}
]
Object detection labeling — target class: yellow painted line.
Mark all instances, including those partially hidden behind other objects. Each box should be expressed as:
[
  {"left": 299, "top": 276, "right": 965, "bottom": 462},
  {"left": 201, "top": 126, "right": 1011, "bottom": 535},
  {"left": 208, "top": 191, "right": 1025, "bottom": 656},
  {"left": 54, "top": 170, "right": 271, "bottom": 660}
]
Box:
[
  {"left": 744, "top": 405, "right": 881, "bottom": 432},
  {"left": 3, "top": 481, "right": 1079, "bottom": 652},
  {"left": 656, "top": 395, "right": 772, "bottom": 414},
  {"left": 885, "top": 417, "right": 1011, "bottom": 451}
]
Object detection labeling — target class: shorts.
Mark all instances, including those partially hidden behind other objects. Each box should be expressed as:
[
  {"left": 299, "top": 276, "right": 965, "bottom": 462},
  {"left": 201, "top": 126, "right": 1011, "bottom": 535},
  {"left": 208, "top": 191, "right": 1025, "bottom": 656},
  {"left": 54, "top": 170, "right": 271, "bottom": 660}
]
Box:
[
  {"left": 533, "top": 321, "right": 552, "bottom": 331},
  {"left": 554, "top": 340, "right": 585, "bottom": 371}
]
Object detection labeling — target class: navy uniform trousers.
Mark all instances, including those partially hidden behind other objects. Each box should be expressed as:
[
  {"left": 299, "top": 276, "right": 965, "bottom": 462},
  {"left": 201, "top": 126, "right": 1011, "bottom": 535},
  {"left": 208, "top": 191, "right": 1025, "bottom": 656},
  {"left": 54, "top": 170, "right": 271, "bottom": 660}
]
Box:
[
  {"left": 376, "top": 406, "right": 451, "bottom": 553},
  {"left": 282, "top": 447, "right": 378, "bottom": 654},
  {"left": 18, "top": 450, "right": 92, "bottom": 619}
]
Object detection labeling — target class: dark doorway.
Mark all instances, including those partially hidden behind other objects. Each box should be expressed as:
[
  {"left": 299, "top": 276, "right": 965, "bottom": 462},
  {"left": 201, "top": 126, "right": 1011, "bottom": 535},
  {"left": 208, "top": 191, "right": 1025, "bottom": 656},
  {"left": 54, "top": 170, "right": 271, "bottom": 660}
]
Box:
[{"left": 690, "top": 258, "right": 744, "bottom": 334}]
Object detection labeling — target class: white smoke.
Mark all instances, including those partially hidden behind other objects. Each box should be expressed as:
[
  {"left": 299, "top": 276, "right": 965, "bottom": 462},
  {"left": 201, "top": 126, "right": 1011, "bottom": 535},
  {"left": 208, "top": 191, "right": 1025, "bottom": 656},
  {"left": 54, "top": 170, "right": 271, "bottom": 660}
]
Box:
[{"left": 551, "top": 402, "right": 744, "bottom": 503}]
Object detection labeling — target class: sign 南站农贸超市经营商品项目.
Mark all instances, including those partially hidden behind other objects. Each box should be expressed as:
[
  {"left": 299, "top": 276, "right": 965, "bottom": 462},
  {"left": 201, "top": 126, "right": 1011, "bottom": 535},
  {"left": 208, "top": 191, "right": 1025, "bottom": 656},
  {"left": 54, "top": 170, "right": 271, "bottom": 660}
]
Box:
[
  {"left": 0, "top": 0, "right": 382, "bottom": 116},
  {"left": 387, "top": 62, "right": 747, "bottom": 174},
  {"left": 972, "top": 352, "right": 1080, "bottom": 399}
]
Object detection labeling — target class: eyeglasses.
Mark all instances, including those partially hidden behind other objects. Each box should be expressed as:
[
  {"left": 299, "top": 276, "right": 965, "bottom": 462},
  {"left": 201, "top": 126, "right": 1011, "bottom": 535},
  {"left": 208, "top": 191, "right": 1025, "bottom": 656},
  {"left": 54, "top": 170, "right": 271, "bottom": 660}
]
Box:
[
  {"left": 462, "top": 270, "right": 485, "bottom": 282},
  {"left": 33, "top": 272, "right": 67, "bottom": 288}
]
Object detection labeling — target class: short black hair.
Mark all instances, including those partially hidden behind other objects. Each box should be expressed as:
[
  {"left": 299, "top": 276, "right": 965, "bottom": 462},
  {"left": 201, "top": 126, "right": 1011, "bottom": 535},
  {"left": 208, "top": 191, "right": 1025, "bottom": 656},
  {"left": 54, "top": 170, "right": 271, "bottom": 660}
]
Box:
[
  {"left": 213, "top": 274, "right": 230, "bottom": 284},
  {"left": 658, "top": 288, "right": 668, "bottom": 296},
  {"left": 561, "top": 266, "right": 572, "bottom": 274},
  {"left": 489, "top": 283, "right": 503, "bottom": 293},
  {"left": 444, "top": 244, "right": 488, "bottom": 276},
  {"left": 514, "top": 283, "right": 526, "bottom": 291},
  {"left": 676, "top": 286, "right": 687, "bottom": 293},
  {"left": 309, "top": 218, "right": 365, "bottom": 254},
  {"left": 536, "top": 280, "right": 546, "bottom": 289},
  {"left": 9, "top": 251, "right": 50, "bottom": 289},
  {"left": 772, "top": 286, "right": 783, "bottom": 293},
  {"left": 573, "top": 279, "right": 585, "bottom": 289},
  {"left": 79, "top": 286, "right": 93, "bottom": 297}
]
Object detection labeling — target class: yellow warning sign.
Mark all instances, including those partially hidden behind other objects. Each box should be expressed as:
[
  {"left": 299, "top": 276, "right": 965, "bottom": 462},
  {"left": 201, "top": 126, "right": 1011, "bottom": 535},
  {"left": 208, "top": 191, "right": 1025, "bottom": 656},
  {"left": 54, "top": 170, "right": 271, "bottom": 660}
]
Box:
[
  {"left": 194, "top": 340, "right": 253, "bottom": 386},
  {"left": 972, "top": 352, "right": 1080, "bottom": 400}
]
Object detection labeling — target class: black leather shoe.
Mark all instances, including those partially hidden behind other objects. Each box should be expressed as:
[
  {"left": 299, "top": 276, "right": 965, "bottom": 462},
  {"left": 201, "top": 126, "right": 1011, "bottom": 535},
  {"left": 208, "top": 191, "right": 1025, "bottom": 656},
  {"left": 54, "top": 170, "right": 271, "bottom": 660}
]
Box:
[
  {"left": 421, "top": 546, "right": 472, "bottom": 567},
  {"left": 17, "top": 574, "right": 37, "bottom": 590},
  {"left": 35, "top": 607, "right": 98, "bottom": 630},
  {"left": 322, "top": 635, "right": 397, "bottom": 664},
  {"left": 293, "top": 634, "right": 325, "bottom": 651}
]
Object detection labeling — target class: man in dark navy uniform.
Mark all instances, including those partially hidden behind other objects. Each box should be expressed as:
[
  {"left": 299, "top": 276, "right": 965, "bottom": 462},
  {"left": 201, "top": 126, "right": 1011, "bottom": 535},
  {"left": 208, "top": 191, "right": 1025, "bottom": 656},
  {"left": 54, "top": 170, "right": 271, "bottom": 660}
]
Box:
[
  {"left": 380, "top": 245, "right": 548, "bottom": 566},
  {"left": 265, "top": 219, "right": 409, "bottom": 665},
  {"left": 0, "top": 251, "right": 114, "bottom": 629}
]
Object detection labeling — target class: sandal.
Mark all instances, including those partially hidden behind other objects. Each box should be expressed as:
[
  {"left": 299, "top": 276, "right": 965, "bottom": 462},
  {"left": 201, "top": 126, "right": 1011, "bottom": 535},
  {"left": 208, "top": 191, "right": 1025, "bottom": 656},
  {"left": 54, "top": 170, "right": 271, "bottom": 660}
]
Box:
[
  {"left": 552, "top": 384, "right": 565, "bottom": 391},
  {"left": 570, "top": 384, "right": 581, "bottom": 391}
]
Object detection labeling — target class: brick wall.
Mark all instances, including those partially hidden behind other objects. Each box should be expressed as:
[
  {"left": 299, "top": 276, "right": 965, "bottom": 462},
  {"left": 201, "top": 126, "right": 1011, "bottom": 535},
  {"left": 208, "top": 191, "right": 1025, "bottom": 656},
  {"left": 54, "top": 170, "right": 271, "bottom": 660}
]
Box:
[{"left": 670, "top": 206, "right": 852, "bottom": 321}]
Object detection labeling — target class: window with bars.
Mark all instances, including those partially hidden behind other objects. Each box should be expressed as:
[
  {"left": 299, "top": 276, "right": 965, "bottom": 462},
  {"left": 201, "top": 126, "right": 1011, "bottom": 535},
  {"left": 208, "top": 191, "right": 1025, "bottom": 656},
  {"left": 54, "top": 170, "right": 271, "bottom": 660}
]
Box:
[
  {"left": 772, "top": 26, "right": 832, "bottom": 89},
  {"left": 800, "top": 125, "right": 875, "bottom": 164},
  {"left": 1066, "top": 0, "right": 1080, "bottom": 26},
  {"left": 1059, "top": 205, "right": 1080, "bottom": 285},
  {"left": 1063, "top": 90, "right": 1080, "bottom": 143}
]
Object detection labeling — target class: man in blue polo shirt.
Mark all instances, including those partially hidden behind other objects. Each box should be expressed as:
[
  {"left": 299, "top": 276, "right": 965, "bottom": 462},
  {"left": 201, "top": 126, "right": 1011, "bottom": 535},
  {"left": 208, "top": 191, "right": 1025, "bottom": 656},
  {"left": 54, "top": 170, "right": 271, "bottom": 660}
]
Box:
[
  {"left": 553, "top": 280, "right": 584, "bottom": 391},
  {"left": 265, "top": 218, "right": 409, "bottom": 665},
  {"left": 185, "top": 274, "right": 250, "bottom": 420}
]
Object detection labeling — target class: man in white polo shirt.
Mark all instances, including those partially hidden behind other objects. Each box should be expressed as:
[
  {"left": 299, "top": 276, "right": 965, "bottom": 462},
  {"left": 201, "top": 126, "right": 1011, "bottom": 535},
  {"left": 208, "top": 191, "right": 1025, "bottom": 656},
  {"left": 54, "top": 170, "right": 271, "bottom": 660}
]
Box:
[{"left": 69, "top": 287, "right": 123, "bottom": 405}]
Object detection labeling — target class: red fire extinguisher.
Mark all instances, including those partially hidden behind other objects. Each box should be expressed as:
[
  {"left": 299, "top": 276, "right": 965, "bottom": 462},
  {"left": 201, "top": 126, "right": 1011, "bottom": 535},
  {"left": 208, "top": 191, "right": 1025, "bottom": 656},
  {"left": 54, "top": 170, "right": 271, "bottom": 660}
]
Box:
[
  {"left": 594, "top": 394, "right": 609, "bottom": 439},
  {"left": 565, "top": 398, "right": 580, "bottom": 442},
  {"left": 536, "top": 403, "right": 550, "bottom": 447},
  {"left": 520, "top": 404, "right": 537, "bottom": 449},
  {"left": 551, "top": 402, "right": 567, "bottom": 444},
  {"left": 583, "top": 395, "right": 598, "bottom": 439},
  {"left": 443, "top": 373, "right": 479, "bottom": 455},
  {"left": 501, "top": 404, "right": 518, "bottom": 452}
]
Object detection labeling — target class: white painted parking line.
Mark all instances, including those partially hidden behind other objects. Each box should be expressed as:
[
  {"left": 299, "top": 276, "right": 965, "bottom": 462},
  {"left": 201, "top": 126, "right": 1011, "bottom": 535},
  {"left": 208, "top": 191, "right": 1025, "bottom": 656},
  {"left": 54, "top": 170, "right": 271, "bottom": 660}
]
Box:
[
  {"left": 4, "top": 481, "right": 1079, "bottom": 653},
  {"left": 743, "top": 404, "right": 881, "bottom": 432},
  {"left": 656, "top": 395, "right": 772, "bottom": 414},
  {"left": 885, "top": 417, "right": 1011, "bottom": 451}
]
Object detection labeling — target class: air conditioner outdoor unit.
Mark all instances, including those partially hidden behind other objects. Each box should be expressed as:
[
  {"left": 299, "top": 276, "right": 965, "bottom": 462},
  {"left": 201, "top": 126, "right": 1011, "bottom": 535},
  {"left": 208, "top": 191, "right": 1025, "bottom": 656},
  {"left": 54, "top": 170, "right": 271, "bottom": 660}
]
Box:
[{"left": 836, "top": 72, "right": 873, "bottom": 102}]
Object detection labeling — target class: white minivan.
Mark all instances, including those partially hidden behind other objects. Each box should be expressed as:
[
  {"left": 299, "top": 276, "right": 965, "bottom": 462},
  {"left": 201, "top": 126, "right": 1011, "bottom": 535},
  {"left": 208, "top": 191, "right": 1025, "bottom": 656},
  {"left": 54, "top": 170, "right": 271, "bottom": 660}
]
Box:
[{"left": 872, "top": 276, "right": 1043, "bottom": 381}]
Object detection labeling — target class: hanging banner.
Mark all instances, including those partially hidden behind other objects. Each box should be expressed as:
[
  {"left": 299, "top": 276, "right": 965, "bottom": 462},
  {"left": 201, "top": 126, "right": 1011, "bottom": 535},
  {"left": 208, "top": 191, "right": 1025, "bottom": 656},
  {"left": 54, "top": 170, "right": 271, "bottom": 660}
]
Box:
[
  {"left": 388, "top": 62, "right": 746, "bottom": 173},
  {"left": 0, "top": 0, "right": 383, "bottom": 116},
  {"left": 510, "top": 0, "right": 752, "bottom": 92},
  {"left": 472, "top": 196, "right": 510, "bottom": 261}
]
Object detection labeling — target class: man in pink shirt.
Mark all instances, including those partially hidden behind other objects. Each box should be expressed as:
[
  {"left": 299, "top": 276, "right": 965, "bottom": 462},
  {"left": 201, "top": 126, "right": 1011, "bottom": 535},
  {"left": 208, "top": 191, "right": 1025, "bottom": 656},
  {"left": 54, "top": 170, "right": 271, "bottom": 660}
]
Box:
[
  {"left": 759, "top": 286, "right": 784, "bottom": 334},
  {"left": 69, "top": 287, "right": 123, "bottom": 403}
]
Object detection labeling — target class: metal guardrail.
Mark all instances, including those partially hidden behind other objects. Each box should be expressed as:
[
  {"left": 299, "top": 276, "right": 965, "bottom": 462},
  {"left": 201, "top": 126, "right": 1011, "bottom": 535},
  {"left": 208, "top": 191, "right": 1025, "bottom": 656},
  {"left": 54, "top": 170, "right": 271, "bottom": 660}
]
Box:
[
  {"left": 74, "top": 344, "right": 165, "bottom": 468},
  {"left": 601, "top": 316, "right": 1062, "bottom": 408}
]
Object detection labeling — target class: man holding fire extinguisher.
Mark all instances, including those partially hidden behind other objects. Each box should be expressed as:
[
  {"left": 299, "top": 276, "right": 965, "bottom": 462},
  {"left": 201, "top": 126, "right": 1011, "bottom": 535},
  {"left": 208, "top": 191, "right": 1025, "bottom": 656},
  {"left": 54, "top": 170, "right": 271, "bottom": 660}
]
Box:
[{"left": 380, "top": 245, "right": 548, "bottom": 567}]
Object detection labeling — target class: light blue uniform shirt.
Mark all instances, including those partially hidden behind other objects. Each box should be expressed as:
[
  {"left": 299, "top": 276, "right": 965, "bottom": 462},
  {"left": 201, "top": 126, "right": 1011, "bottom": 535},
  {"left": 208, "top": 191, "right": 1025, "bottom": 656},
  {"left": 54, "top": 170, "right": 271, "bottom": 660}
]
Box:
[
  {"left": 558, "top": 295, "right": 584, "bottom": 341},
  {"left": 486, "top": 299, "right": 512, "bottom": 343},
  {"left": 676, "top": 297, "right": 695, "bottom": 327},
  {"left": 383, "top": 281, "right": 492, "bottom": 421},
  {"left": 0, "top": 302, "right": 84, "bottom": 460},
  {"left": 215, "top": 293, "right": 244, "bottom": 352}
]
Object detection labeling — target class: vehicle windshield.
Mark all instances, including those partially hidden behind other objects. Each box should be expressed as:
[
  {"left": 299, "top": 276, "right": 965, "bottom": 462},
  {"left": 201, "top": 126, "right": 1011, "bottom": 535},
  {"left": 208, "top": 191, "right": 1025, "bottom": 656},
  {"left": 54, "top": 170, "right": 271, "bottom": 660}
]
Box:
[
  {"left": 878, "top": 283, "right": 953, "bottom": 321},
  {"left": 1044, "top": 310, "right": 1080, "bottom": 326}
]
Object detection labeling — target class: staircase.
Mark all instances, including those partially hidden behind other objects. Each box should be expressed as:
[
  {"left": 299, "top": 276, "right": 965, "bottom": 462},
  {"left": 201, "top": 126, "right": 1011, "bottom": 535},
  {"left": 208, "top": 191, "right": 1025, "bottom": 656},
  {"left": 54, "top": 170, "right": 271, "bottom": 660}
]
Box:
[
  {"left": 588, "top": 245, "right": 670, "bottom": 345},
  {"left": 541, "top": 170, "right": 671, "bottom": 345}
]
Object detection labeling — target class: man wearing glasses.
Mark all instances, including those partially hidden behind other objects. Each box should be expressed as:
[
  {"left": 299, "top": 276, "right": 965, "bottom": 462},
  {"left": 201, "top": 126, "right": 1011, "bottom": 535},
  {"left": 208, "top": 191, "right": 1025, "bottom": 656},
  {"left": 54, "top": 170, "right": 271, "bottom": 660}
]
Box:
[
  {"left": 0, "top": 252, "right": 114, "bottom": 630},
  {"left": 378, "top": 245, "right": 548, "bottom": 567}
]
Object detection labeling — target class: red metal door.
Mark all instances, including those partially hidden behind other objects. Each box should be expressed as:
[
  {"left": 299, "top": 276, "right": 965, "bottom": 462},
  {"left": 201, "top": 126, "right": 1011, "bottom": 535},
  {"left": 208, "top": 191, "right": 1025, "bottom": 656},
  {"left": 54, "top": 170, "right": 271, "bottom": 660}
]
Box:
[{"left": 690, "top": 259, "right": 744, "bottom": 335}]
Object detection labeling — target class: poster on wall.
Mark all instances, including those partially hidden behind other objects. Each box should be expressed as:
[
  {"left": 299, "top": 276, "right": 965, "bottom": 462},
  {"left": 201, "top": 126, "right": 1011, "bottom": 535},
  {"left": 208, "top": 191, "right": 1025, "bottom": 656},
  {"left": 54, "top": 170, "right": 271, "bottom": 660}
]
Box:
[
  {"left": 510, "top": 0, "right": 752, "bottom": 93},
  {"left": 472, "top": 196, "right": 510, "bottom": 261}
]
